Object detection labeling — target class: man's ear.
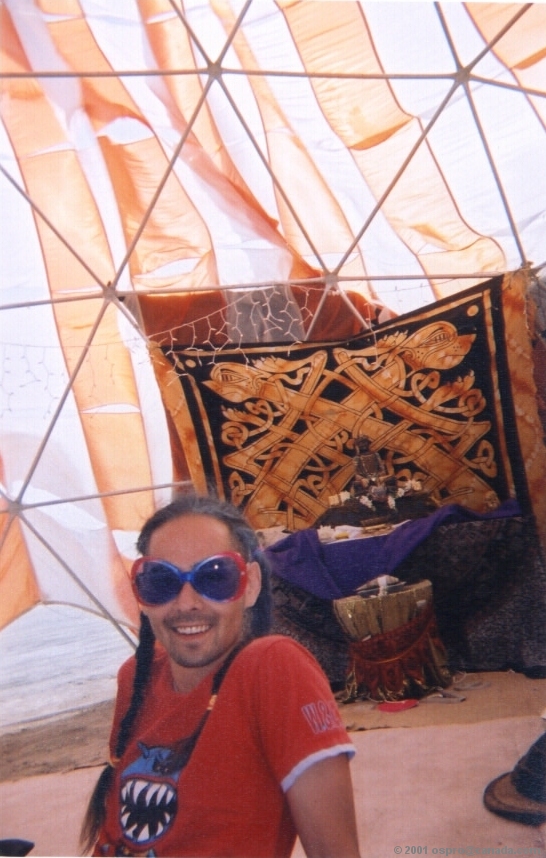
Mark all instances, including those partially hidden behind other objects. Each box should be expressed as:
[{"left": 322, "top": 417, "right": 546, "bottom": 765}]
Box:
[{"left": 244, "top": 560, "right": 262, "bottom": 608}]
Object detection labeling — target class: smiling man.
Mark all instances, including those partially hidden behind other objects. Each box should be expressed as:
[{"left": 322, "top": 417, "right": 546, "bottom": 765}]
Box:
[{"left": 82, "top": 493, "right": 361, "bottom": 858}]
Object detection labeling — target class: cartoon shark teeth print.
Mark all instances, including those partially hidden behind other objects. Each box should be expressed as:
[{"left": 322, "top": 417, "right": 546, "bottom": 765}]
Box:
[{"left": 120, "top": 777, "right": 177, "bottom": 844}]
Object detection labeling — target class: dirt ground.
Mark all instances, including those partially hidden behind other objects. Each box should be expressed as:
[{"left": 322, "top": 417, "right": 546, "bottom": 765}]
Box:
[
  {"left": 1, "top": 713, "right": 545, "bottom": 858},
  {"left": 1, "top": 670, "right": 545, "bottom": 783},
  {"left": 0, "top": 700, "right": 114, "bottom": 781}
]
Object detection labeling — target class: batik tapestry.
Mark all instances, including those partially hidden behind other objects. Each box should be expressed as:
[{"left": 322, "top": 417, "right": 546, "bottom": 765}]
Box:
[{"left": 150, "top": 271, "right": 546, "bottom": 542}]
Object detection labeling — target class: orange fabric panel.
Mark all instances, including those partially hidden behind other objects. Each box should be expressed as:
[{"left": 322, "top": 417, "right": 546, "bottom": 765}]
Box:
[
  {"left": 2, "top": 85, "right": 155, "bottom": 533},
  {"left": 139, "top": 0, "right": 278, "bottom": 229},
  {"left": 138, "top": 292, "right": 230, "bottom": 347},
  {"left": 501, "top": 270, "right": 546, "bottom": 556},
  {"left": 98, "top": 136, "right": 216, "bottom": 286},
  {"left": 44, "top": 9, "right": 144, "bottom": 130},
  {"left": 39, "top": 1, "right": 219, "bottom": 289},
  {"left": 467, "top": 5, "right": 546, "bottom": 70},
  {"left": 0, "top": 5, "right": 42, "bottom": 95},
  {"left": 0, "top": 512, "right": 40, "bottom": 630},
  {"left": 51, "top": 300, "right": 155, "bottom": 529},
  {"left": 468, "top": 4, "right": 546, "bottom": 123},
  {"left": 211, "top": 0, "right": 376, "bottom": 295},
  {"left": 352, "top": 128, "right": 506, "bottom": 293},
  {"left": 281, "top": 1, "right": 506, "bottom": 297},
  {"left": 100, "top": 122, "right": 210, "bottom": 282},
  {"left": 280, "top": 1, "right": 411, "bottom": 149}
]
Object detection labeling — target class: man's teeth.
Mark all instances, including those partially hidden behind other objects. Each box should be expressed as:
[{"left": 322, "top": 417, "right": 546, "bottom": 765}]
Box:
[{"left": 173, "top": 624, "right": 210, "bottom": 635}]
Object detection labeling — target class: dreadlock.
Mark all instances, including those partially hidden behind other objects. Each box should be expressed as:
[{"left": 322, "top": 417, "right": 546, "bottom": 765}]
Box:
[
  {"left": 80, "top": 491, "right": 271, "bottom": 852},
  {"left": 80, "top": 614, "right": 155, "bottom": 852}
]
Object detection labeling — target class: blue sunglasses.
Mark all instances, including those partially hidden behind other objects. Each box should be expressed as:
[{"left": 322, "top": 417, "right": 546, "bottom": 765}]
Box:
[{"left": 131, "top": 552, "right": 248, "bottom": 605}]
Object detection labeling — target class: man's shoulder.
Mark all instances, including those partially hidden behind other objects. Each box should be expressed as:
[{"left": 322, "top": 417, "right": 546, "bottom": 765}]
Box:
[
  {"left": 228, "top": 637, "right": 346, "bottom": 740},
  {"left": 244, "top": 633, "right": 313, "bottom": 654},
  {"left": 237, "top": 635, "right": 323, "bottom": 671}
]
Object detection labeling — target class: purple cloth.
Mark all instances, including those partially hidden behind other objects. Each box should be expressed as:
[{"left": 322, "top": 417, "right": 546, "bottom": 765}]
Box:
[{"left": 263, "top": 500, "right": 522, "bottom": 600}]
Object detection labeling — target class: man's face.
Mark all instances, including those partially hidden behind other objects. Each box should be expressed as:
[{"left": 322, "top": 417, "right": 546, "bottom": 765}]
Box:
[{"left": 142, "top": 513, "right": 261, "bottom": 692}]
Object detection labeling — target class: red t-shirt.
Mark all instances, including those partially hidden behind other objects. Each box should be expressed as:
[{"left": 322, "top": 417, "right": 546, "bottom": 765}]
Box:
[{"left": 94, "top": 635, "right": 354, "bottom": 857}]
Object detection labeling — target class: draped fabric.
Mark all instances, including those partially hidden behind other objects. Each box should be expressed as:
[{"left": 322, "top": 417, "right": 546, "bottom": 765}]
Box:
[
  {"left": 268, "top": 512, "right": 546, "bottom": 681},
  {"left": 264, "top": 501, "right": 522, "bottom": 601},
  {"left": 1, "top": 2, "right": 545, "bottom": 636},
  {"left": 153, "top": 273, "right": 546, "bottom": 544}
]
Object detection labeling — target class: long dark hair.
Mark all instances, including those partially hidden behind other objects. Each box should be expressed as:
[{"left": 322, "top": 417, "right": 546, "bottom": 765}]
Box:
[{"left": 80, "top": 492, "right": 271, "bottom": 852}]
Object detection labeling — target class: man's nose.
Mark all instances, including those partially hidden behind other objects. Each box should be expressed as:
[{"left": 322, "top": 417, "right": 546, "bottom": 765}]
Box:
[{"left": 173, "top": 580, "right": 204, "bottom": 609}]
